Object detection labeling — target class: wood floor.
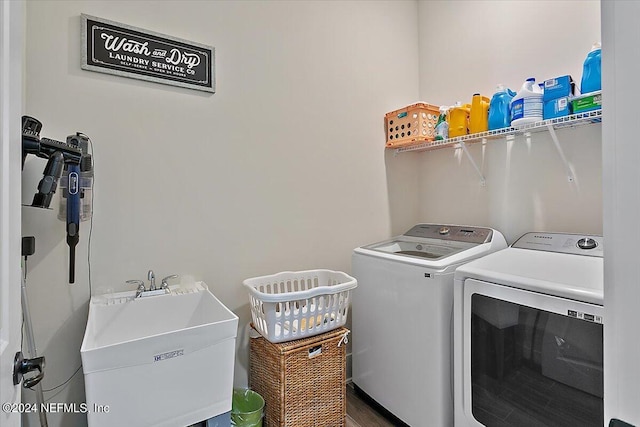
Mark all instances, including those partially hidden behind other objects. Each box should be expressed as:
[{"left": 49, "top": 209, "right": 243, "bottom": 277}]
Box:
[{"left": 346, "top": 382, "right": 396, "bottom": 427}]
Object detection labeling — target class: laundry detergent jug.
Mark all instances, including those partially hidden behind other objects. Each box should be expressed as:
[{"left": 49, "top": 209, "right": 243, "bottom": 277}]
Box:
[
  {"left": 469, "top": 94, "right": 491, "bottom": 134},
  {"left": 511, "top": 78, "right": 543, "bottom": 127},
  {"left": 448, "top": 103, "right": 471, "bottom": 138},
  {"left": 488, "top": 84, "right": 516, "bottom": 131},
  {"left": 581, "top": 42, "right": 602, "bottom": 94}
]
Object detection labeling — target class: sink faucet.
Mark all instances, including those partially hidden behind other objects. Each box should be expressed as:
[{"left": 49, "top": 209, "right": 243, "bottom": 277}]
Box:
[
  {"left": 148, "top": 270, "right": 156, "bottom": 291},
  {"left": 127, "top": 271, "right": 175, "bottom": 298}
]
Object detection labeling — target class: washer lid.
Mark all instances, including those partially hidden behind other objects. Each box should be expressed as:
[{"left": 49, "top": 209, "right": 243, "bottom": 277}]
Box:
[
  {"left": 363, "top": 237, "right": 475, "bottom": 261},
  {"left": 357, "top": 224, "right": 503, "bottom": 265}
]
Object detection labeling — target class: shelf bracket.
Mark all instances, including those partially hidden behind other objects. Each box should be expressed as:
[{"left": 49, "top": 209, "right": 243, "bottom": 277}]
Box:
[
  {"left": 459, "top": 141, "right": 486, "bottom": 186},
  {"left": 546, "top": 124, "right": 574, "bottom": 183}
]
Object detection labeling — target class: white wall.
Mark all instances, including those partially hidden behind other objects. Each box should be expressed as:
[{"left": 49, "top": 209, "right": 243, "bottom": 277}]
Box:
[
  {"left": 21, "top": 1, "right": 419, "bottom": 426},
  {"left": 413, "top": 0, "right": 602, "bottom": 243},
  {"left": 602, "top": 1, "right": 640, "bottom": 425}
]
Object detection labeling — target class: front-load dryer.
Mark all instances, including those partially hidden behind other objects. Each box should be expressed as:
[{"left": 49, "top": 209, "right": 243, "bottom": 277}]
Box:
[
  {"left": 352, "top": 224, "right": 507, "bottom": 427},
  {"left": 453, "top": 232, "right": 604, "bottom": 427}
]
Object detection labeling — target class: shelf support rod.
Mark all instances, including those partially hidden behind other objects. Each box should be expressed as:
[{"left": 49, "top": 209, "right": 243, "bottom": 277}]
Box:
[
  {"left": 459, "top": 141, "right": 486, "bottom": 186},
  {"left": 546, "top": 124, "right": 574, "bottom": 183}
]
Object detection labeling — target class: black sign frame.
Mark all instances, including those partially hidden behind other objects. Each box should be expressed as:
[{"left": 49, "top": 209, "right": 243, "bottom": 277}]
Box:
[{"left": 81, "top": 14, "right": 215, "bottom": 93}]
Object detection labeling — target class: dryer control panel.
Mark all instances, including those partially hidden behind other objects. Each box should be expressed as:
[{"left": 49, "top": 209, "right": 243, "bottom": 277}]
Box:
[
  {"left": 512, "top": 232, "right": 603, "bottom": 257},
  {"left": 404, "top": 224, "right": 493, "bottom": 244}
]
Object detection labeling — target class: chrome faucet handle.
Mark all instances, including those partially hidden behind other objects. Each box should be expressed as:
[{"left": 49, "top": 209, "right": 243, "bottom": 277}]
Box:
[
  {"left": 126, "top": 279, "right": 144, "bottom": 287},
  {"left": 147, "top": 270, "right": 156, "bottom": 291},
  {"left": 161, "top": 274, "right": 179, "bottom": 290},
  {"left": 126, "top": 280, "right": 146, "bottom": 297}
]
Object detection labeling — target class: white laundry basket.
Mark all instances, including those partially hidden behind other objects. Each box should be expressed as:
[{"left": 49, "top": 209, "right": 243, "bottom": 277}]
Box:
[{"left": 243, "top": 269, "right": 357, "bottom": 343}]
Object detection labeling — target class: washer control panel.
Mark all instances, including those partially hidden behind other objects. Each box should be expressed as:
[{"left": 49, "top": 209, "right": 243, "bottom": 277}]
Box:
[
  {"left": 512, "top": 232, "right": 603, "bottom": 257},
  {"left": 404, "top": 224, "right": 493, "bottom": 244}
]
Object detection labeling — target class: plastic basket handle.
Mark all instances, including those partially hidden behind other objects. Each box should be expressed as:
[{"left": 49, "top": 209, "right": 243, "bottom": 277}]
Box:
[{"left": 244, "top": 280, "right": 356, "bottom": 303}]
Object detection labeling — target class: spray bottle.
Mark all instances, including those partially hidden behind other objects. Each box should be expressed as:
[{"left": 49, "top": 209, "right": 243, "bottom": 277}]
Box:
[{"left": 434, "top": 106, "right": 449, "bottom": 140}]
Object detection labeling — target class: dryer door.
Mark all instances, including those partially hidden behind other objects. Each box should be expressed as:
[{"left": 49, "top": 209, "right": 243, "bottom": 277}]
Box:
[{"left": 457, "top": 279, "right": 604, "bottom": 427}]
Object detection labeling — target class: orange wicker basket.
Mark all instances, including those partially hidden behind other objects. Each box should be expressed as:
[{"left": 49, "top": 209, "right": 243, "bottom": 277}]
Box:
[
  {"left": 249, "top": 327, "right": 349, "bottom": 427},
  {"left": 385, "top": 102, "right": 440, "bottom": 148}
]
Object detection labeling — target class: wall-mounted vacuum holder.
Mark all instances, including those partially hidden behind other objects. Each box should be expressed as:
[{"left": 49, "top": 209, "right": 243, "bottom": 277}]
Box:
[{"left": 21, "top": 116, "right": 93, "bottom": 283}]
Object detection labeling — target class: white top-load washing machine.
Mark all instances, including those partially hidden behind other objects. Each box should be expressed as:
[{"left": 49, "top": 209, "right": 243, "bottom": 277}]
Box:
[
  {"left": 453, "top": 232, "right": 604, "bottom": 427},
  {"left": 352, "top": 224, "right": 507, "bottom": 427}
]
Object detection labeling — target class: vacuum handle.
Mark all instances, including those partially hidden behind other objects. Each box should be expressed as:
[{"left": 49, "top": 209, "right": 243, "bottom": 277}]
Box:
[{"left": 66, "top": 164, "right": 80, "bottom": 283}]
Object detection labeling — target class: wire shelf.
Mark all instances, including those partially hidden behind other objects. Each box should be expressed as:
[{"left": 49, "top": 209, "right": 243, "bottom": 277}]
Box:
[{"left": 393, "top": 109, "right": 602, "bottom": 154}]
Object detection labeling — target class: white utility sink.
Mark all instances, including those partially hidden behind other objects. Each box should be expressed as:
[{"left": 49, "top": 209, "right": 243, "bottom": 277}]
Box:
[{"left": 81, "top": 282, "right": 238, "bottom": 427}]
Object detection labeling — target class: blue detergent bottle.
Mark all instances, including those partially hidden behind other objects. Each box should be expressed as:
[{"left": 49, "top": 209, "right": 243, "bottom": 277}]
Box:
[
  {"left": 488, "top": 84, "right": 516, "bottom": 130},
  {"left": 581, "top": 42, "right": 602, "bottom": 94}
]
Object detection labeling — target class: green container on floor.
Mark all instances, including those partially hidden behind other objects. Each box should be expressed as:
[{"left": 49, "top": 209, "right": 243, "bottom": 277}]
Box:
[{"left": 231, "top": 388, "right": 264, "bottom": 427}]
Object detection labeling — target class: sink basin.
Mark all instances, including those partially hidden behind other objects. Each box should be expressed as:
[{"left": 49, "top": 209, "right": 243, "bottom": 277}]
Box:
[{"left": 81, "top": 282, "right": 238, "bottom": 427}]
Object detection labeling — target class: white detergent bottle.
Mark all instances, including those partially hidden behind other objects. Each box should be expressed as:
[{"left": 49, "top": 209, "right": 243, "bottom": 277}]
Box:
[{"left": 510, "top": 77, "right": 543, "bottom": 127}]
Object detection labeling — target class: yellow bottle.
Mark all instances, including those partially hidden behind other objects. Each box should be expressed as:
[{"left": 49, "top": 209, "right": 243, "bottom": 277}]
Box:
[
  {"left": 469, "top": 94, "right": 490, "bottom": 134},
  {"left": 448, "top": 103, "right": 471, "bottom": 138}
]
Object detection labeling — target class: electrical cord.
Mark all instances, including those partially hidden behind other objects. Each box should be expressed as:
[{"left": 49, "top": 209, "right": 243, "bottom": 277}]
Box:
[
  {"left": 26, "top": 365, "right": 83, "bottom": 401},
  {"left": 80, "top": 132, "right": 94, "bottom": 297},
  {"left": 40, "top": 366, "right": 83, "bottom": 394},
  {"left": 21, "top": 259, "right": 25, "bottom": 350}
]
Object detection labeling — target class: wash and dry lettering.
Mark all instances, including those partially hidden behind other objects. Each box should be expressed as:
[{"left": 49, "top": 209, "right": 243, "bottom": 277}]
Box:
[{"left": 99, "top": 32, "right": 200, "bottom": 76}]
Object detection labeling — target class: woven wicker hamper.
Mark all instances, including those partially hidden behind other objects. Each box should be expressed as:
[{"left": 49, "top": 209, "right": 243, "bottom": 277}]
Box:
[{"left": 249, "top": 327, "right": 349, "bottom": 427}]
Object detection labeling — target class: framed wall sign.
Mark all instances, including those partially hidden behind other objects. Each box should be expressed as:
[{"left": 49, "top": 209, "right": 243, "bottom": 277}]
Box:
[{"left": 81, "top": 14, "right": 215, "bottom": 93}]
